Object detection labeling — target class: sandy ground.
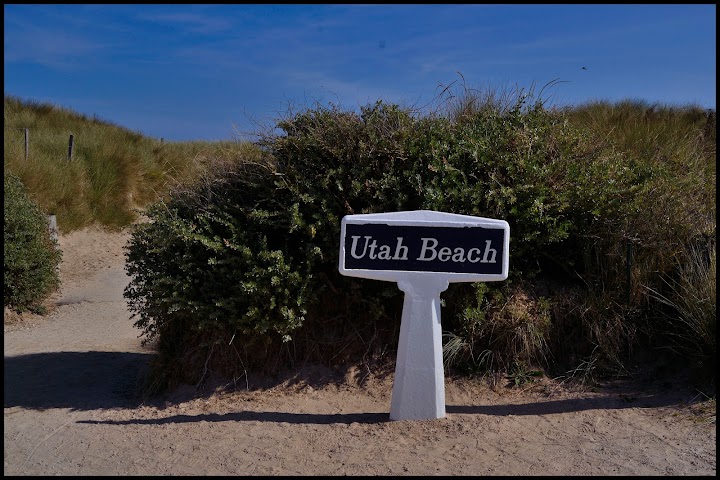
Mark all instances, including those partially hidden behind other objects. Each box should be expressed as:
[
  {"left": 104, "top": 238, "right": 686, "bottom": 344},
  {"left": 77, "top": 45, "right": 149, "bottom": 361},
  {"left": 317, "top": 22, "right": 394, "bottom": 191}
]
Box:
[{"left": 3, "top": 227, "right": 716, "bottom": 476}]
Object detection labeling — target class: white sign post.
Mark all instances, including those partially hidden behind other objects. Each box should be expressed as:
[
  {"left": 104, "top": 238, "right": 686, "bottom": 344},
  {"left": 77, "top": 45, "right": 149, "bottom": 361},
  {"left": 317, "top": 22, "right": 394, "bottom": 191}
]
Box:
[{"left": 338, "top": 210, "right": 509, "bottom": 420}]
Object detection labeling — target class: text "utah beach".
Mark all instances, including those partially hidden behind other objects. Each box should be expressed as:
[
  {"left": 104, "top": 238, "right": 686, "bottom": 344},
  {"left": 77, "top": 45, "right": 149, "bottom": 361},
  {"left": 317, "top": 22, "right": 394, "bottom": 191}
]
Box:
[{"left": 349, "top": 236, "right": 498, "bottom": 264}]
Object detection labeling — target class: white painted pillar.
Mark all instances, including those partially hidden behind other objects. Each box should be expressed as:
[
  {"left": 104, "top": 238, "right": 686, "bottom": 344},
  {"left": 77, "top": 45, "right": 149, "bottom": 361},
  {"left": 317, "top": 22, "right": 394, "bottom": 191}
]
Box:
[
  {"left": 390, "top": 275, "right": 449, "bottom": 421},
  {"left": 338, "top": 210, "right": 509, "bottom": 421}
]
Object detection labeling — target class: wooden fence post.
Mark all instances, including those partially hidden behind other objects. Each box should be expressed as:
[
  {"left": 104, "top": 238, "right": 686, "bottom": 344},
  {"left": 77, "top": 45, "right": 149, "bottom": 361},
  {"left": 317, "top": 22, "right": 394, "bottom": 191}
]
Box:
[
  {"left": 24, "top": 128, "right": 29, "bottom": 160},
  {"left": 68, "top": 134, "right": 74, "bottom": 160},
  {"left": 626, "top": 240, "right": 633, "bottom": 304},
  {"left": 48, "top": 215, "right": 58, "bottom": 245}
]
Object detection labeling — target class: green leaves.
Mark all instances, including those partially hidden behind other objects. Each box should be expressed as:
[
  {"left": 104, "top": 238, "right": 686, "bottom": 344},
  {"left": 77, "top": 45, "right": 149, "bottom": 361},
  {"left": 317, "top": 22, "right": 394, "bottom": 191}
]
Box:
[{"left": 4, "top": 173, "right": 62, "bottom": 313}]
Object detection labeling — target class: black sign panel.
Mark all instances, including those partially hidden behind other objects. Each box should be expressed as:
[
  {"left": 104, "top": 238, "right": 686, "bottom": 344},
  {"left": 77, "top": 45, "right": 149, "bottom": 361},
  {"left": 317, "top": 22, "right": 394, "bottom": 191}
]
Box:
[{"left": 343, "top": 223, "right": 505, "bottom": 275}]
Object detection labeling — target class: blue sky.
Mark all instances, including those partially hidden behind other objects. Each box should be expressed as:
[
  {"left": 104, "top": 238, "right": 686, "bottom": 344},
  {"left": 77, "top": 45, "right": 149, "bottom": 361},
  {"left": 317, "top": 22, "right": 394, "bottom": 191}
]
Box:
[{"left": 4, "top": 4, "right": 716, "bottom": 142}]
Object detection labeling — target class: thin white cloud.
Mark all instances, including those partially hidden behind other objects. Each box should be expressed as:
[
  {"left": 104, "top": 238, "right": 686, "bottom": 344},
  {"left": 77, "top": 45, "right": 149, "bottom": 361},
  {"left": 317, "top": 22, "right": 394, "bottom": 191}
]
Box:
[
  {"left": 3, "top": 23, "right": 111, "bottom": 70},
  {"left": 280, "top": 69, "right": 413, "bottom": 109},
  {"left": 3, "top": 6, "right": 136, "bottom": 70},
  {"left": 136, "top": 12, "right": 235, "bottom": 35}
]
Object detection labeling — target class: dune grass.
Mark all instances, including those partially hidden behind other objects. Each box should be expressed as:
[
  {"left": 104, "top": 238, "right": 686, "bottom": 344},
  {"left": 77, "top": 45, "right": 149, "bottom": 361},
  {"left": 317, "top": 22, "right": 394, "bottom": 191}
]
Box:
[{"left": 3, "top": 95, "right": 260, "bottom": 233}]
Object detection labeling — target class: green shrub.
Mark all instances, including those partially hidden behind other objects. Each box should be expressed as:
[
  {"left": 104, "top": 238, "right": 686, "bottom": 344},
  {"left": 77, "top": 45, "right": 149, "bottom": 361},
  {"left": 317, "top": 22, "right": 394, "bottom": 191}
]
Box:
[
  {"left": 124, "top": 105, "right": 417, "bottom": 389},
  {"left": 4, "top": 172, "right": 62, "bottom": 313},
  {"left": 125, "top": 96, "right": 591, "bottom": 387},
  {"left": 125, "top": 92, "right": 716, "bottom": 392}
]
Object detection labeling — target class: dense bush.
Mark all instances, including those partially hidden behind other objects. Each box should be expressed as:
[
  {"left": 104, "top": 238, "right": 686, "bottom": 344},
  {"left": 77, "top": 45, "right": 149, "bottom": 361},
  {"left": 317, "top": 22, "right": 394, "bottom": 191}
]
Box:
[
  {"left": 125, "top": 93, "right": 716, "bottom": 392},
  {"left": 4, "top": 172, "right": 62, "bottom": 313}
]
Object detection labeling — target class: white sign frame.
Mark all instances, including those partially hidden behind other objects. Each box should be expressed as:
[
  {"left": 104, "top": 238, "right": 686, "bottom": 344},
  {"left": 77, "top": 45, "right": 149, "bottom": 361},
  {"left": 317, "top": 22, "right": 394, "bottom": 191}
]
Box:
[{"left": 338, "top": 210, "right": 510, "bottom": 420}]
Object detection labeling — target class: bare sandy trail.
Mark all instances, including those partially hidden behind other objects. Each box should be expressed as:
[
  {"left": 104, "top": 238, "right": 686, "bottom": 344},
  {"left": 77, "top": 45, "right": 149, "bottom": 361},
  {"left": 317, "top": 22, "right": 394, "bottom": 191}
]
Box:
[{"left": 3, "top": 227, "right": 716, "bottom": 476}]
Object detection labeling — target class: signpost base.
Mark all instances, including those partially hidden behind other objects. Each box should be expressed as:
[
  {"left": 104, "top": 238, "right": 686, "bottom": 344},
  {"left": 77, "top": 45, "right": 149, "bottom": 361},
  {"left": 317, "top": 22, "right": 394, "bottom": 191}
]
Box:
[{"left": 390, "top": 276, "right": 449, "bottom": 421}]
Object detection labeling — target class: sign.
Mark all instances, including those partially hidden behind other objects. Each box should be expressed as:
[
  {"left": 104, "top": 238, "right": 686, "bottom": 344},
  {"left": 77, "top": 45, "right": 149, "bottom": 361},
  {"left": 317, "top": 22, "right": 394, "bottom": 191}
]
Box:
[
  {"left": 339, "top": 210, "right": 509, "bottom": 282},
  {"left": 338, "top": 210, "right": 510, "bottom": 421}
]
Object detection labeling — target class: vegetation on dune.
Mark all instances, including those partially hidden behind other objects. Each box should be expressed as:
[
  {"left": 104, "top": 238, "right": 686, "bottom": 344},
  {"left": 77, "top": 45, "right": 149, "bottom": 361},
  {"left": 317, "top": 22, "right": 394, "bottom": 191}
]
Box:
[
  {"left": 3, "top": 94, "right": 258, "bottom": 232},
  {"left": 3, "top": 89, "right": 715, "bottom": 397}
]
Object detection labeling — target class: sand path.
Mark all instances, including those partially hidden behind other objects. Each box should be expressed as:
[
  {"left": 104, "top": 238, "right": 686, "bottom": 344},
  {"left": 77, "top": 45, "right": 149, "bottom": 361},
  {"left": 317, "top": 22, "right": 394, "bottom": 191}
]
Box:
[{"left": 4, "top": 227, "right": 716, "bottom": 475}]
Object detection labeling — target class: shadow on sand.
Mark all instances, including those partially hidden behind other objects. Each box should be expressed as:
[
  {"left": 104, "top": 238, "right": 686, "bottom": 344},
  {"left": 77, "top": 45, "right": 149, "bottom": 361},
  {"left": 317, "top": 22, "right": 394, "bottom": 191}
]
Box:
[
  {"left": 4, "top": 351, "right": 152, "bottom": 411},
  {"left": 75, "top": 386, "right": 694, "bottom": 427},
  {"left": 5, "top": 351, "right": 702, "bottom": 425}
]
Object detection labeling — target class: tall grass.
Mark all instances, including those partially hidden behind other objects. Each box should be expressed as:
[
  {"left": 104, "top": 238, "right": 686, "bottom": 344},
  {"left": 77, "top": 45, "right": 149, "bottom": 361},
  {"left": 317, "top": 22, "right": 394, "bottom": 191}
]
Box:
[
  {"left": 431, "top": 84, "right": 715, "bottom": 385},
  {"left": 3, "top": 95, "right": 260, "bottom": 232},
  {"left": 561, "top": 99, "right": 715, "bottom": 372},
  {"left": 645, "top": 242, "right": 716, "bottom": 383}
]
